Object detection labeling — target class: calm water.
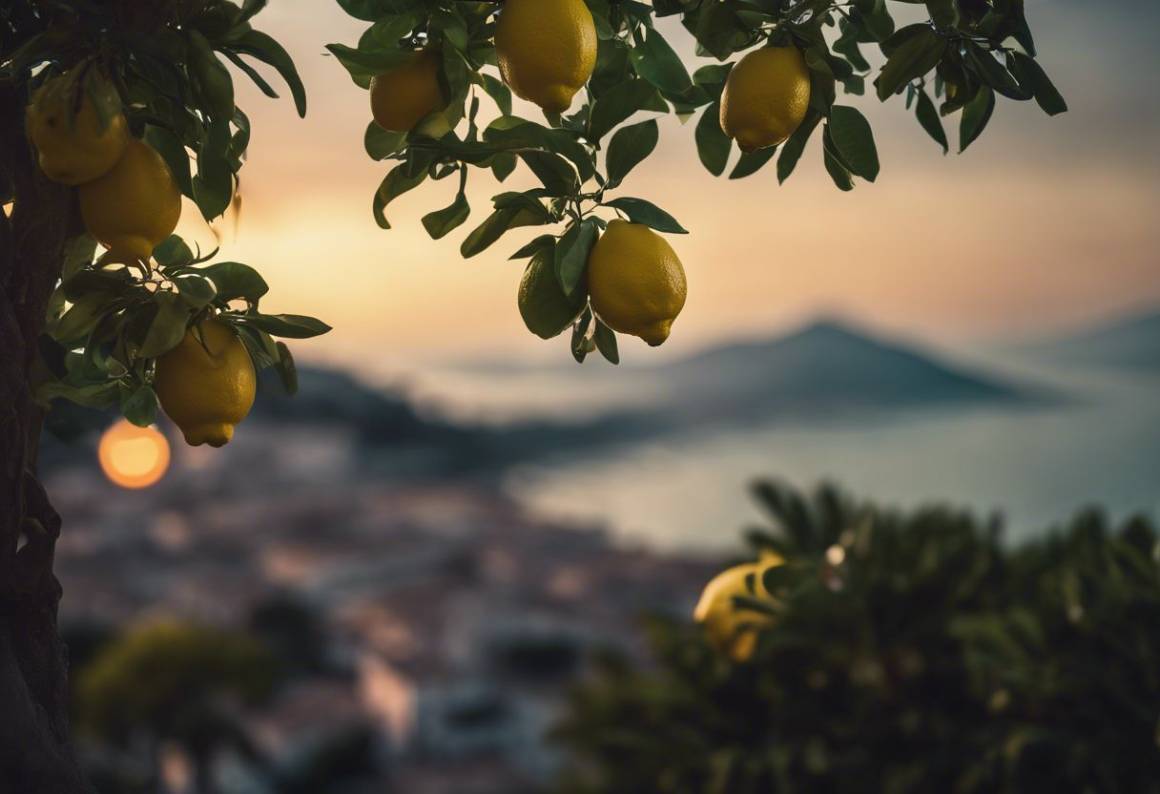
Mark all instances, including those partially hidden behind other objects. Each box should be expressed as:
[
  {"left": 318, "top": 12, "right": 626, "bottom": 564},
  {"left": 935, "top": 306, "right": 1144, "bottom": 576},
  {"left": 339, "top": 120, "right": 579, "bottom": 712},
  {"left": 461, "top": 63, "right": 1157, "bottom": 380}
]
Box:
[{"left": 404, "top": 354, "right": 1160, "bottom": 553}]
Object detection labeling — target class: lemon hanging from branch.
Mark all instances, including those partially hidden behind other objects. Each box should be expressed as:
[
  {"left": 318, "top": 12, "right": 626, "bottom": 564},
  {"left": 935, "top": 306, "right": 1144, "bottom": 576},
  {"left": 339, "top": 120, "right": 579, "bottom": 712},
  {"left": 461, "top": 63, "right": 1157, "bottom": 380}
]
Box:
[
  {"left": 495, "top": 0, "right": 597, "bottom": 114},
  {"left": 154, "top": 319, "right": 256, "bottom": 448},
  {"left": 370, "top": 49, "right": 448, "bottom": 133},
  {"left": 720, "top": 46, "right": 811, "bottom": 152},
  {"left": 25, "top": 70, "right": 130, "bottom": 186},
  {"left": 587, "top": 220, "right": 687, "bottom": 347},
  {"left": 78, "top": 138, "right": 182, "bottom": 261},
  {"left": 694, "top": 553, "right": 785, "bottom": 663}
]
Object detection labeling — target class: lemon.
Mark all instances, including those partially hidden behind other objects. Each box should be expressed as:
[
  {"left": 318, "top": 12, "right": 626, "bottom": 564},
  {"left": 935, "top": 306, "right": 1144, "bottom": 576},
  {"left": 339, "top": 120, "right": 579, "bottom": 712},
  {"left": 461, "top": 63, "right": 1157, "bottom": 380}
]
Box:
[
  {"left": 587, "top": 220, "right": 686, "bottom": 347},
  {"left": 154, "top": 319, "right": 256, "bottom": 447},
  {"left": 495, "top": 0, "right": 596, "bottom": 114},
  {"left": 25, "top": 71, "right": 130, "bottom": 185},
  {"left": 720, "top": 46, "right": 811, "bottom": 152},
  {"left": 370, "top": 49, "right": 447, "bottom": 133},
  {"left": 694, "top": 553, "right": 785, "bottom": 663},
  {"left": 78, "top": 138, "right": 181, "bottom": 261},
  {"left": 519, "top": 248, "right": 586, "bottom": 339}
]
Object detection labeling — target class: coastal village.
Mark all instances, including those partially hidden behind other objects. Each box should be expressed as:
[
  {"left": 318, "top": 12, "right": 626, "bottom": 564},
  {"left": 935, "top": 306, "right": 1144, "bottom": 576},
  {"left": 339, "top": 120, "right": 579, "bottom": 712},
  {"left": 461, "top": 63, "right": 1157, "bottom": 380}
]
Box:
[{"left": 49, "top": 417, "right": 719, "bottom": 793}]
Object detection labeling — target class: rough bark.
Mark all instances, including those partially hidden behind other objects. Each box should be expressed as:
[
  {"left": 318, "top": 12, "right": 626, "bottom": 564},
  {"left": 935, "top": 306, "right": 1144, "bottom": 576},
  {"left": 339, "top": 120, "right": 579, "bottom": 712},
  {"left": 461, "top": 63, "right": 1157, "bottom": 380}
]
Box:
[{"left": 0, "top": 80, "right": 93, "bottom": 794}]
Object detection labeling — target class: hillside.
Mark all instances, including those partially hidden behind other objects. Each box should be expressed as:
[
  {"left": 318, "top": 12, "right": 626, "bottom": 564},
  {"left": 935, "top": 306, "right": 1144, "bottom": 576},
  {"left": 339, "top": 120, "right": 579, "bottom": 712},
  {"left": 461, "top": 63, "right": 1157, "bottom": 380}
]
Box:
[
  {"left": 656, "top": 319, "right": 1027, "bottom": 423},
  {"left": 1019, "top": 310, "right": 1160, "bottom": 372}
]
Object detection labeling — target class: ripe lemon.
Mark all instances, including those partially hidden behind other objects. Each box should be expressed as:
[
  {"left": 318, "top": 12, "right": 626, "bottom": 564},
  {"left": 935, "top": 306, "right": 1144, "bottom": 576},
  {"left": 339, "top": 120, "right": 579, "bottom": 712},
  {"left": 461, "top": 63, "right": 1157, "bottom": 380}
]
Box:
[
  {"left": 78, "top": 138, "right": 182, "bottom": 261},
  {"left": 370, "top": 49, "right": 447, "bottom": 133},
  {"left": 495, "top": 0, "right": 596, "bottom": 114},
  {"left": 25, "top": 71, "right": 130, "bottom": 185},
  {"left": 154, "top": 319, "right": 256, "bottom": 447},
  {"left": 694, "top": 553, "right": 784, "bottom": 663},
  {"left": 587, "top": 220, "right": 686, "bottom": 347},
  {"left": 720, "top": 46, "right": 811, "bottom": 152}
]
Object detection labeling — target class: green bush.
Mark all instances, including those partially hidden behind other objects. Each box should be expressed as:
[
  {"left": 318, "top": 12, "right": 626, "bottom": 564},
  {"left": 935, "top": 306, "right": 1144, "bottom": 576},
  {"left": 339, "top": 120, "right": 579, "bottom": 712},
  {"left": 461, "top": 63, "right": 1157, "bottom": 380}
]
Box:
[{"left": 553, "top": 482, "right": 1160, "bottom": 794}]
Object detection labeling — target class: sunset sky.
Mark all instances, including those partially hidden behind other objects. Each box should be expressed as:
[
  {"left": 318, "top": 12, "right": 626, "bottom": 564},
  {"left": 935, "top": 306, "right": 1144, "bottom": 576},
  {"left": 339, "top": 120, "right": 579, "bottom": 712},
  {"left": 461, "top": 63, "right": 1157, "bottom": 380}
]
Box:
[{"left": 178, "top": 0, "right": 1160, "bottom": 370}]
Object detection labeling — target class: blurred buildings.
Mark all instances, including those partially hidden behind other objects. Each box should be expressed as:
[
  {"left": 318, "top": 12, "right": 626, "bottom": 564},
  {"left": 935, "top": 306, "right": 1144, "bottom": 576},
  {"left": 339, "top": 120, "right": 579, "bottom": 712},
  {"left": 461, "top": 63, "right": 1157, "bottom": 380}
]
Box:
[{"left": 50, "top": 420, "right": 716, "bottom": 793}]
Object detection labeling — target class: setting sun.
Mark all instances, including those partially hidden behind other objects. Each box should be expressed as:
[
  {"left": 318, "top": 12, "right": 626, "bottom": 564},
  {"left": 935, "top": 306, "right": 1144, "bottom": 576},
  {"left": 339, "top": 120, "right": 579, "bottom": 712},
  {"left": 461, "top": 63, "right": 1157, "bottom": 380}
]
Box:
[{"left": 97, "top": 421, "right": 171, "bottom": 490}]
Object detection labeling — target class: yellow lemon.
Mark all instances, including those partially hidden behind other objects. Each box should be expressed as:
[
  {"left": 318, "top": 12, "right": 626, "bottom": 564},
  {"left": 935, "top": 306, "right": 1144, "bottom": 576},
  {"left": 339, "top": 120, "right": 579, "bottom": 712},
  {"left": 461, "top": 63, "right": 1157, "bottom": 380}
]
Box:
[
  {"left": 587, "top": 220, "right": 686, "bottom": 347},
  {"left": 154, "top": 319, "right": 256, "bottom": 447},
  {"left": 25, "top": 71, "right": 130, "bottom": 185},
  {"left": 720, "top": 46, "right": 811, "bottom": 152},
  {"left": 78, "top": 138, "right": 182, "bottom": 261},
  {"left": 694, "top": 553, "right": 785, "bottom": 663},
  {"left": 370, "top": 49, "right": 447, "bottom": 133},
  {"left": 495, "top": 0, "right": 596, "bottom": 114}
]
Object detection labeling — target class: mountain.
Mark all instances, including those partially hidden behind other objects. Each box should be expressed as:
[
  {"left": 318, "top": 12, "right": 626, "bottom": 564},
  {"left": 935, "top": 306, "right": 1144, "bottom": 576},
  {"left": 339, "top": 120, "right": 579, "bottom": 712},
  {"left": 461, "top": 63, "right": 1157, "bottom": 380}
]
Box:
[
  {"left": 654, "top": 319, "right": 1031, "bottom": 424},
  {"left": 1017, "top": 310, "right": 1160, "bottom": 372}
]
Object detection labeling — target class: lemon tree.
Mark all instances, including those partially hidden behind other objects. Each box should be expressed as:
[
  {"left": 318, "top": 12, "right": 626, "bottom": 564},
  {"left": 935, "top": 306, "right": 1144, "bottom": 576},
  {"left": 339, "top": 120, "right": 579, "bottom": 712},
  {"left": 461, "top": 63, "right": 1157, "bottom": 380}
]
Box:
[
  {"left": 331, "top": 0, "right": 1065, "bottom": 362},
  {"left": 1, "top": 2, "right": 323, "bottom": 789}
]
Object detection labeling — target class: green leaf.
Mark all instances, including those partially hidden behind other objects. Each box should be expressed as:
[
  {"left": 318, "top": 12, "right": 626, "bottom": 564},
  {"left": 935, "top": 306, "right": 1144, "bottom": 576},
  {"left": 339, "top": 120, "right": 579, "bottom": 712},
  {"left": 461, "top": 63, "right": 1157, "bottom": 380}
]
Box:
[
  {"left": 325, "top": 42, "right": 408, "bottom": 78},
  {"left": 606, "top": 119, "right": 659, "bottom": 186},
  {"left": 1008, "top": 53, "right": 1067, "bottom": 116},
  {"left": 603, "top": 198, "right": 687, "bottom": 234},
  {"left": 491, "top": 152, "right": 517, "bottom": 182},
  {"left": 173, "top": 275, "right": 217, "bottom": 308},
  {"left": 518, "top": 150, "right": 579, "bottom": 196},
  {"left": 231, "top": 30, "right": 306, "bottom": 116},
  {"left": 594, "top": 320, "right": 619, "bottom": 365},
  {"left": 959, "top": 85, "right": 995, "bottom": 153},
  {"left": 695, "top": 103, "right": 731, "bottom": 177},
  {"left": 777, "top": 112, "right": 822, "bottom": 184},
  {"left": 460, "top": 207, "right": 549, "bottom": 258},
  {"left": 966, "top": 43, "right": 1023, "bottom": 98},
  {"left": 875, "top": 28, "right": 946, "bottom": 101},
  {"left": 139, "top": 293, "right": 193, "bottom": 358},
  {"left": 571, "top": 306, "right": 594, "bottom": 362},
  {"left": 554, "top": 218, "right": 599, "bottom": 297},
  {"left": 518, "top": 248, "right": 586, "bottom": 340},
  {"left": 192, "top": 119, "right": 234, "bottom": 220},
  {"left": 365, "top": 122, "right": 406, "bottom": 160},
  {"left": 729, "top": 147, "right": 776, "bottom": 180},
  {"left": 914, "top": 88, "right": 948, "bottom": 153},
  {"left": 509, "top": 235, "right": 556, "bottom": 261},
  {"left": 144, "top": 125, "right": 194, "bottom": 197},
  {"left": 827, "top": 106, "right": 879, "bottom": 182},
  {"left": 629, "top": 28, "right": 692, "bottom": 94},
  {"left": 924, "top": 0, "right": 959, "bottom": 29},
  {"left": 822, "top": 135, "right": 855, "bottom": 191},
  {"left": 480, "top": 73, "right": 512, "bottom": 116},
  {"left": 239, "top": 313, "right": 332, "bottom": 339},
  {"left": 153, "top": 235, "right": 193, "bottom": 267},
  {"left": 335, "top": 0, "right": 383, "bottom": 22},
  {"left": 587, "top": 79, "right": 667, "bottom": 142},
  {"left": 189, "top": 29, "right": 235, "bottom": 120},
  {"left": 121, "top": 385, "right": 159, "bottom": 427},
  {"left": 421, "top": 190, "right": 471, "bottom": 240},
  {"left": 275, "top": 341, "right": 298, "bottom": 395},
  {"left": 484, "top": 117, "right": 595, "bottom": 181},
  {"left": 373, "top": 164, "right": 427, "bottom": 229},
  {"left": 54, "top": 294, "right": 110, "bottom": 345},
  {"left": 202, "top": 261, "right": 269, "bottom": 302}
]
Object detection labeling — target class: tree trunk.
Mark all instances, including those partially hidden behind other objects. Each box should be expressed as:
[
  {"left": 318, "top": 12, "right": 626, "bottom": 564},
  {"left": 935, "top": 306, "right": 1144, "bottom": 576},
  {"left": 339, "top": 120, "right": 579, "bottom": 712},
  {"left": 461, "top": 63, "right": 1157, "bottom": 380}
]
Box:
[{"left": 0, "top": 81, "right": 93, "bottom": 793}]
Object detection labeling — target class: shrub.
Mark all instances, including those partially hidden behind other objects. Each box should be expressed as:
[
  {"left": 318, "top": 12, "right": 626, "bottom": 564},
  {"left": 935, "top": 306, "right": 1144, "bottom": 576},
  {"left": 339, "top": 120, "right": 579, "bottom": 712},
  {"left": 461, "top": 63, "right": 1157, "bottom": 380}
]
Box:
[{"left": 553, "top": 482, "right": 1160, "bottom": 794}]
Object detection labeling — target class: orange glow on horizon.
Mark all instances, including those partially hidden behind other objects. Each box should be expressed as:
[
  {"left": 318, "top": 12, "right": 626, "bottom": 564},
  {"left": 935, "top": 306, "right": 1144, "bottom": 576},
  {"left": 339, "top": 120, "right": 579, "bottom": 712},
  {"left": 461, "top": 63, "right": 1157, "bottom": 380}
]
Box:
[{"left": 98, "top": 420, "right": 171, "bottom": 490}]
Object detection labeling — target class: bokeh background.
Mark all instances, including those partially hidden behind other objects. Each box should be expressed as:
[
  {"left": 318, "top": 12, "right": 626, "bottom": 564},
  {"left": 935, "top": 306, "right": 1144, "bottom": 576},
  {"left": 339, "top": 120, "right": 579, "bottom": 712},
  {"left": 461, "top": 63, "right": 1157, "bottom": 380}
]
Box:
[{"left": 42, "top": 1, "right": 1159, "bottom": 792}]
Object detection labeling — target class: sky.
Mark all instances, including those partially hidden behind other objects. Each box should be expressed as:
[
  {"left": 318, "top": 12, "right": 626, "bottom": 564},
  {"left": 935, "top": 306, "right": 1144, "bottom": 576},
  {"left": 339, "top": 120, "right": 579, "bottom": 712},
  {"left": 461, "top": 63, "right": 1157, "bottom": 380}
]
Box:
[{"left": 178, "top": 0, "right": 1160, "bottom": 371}]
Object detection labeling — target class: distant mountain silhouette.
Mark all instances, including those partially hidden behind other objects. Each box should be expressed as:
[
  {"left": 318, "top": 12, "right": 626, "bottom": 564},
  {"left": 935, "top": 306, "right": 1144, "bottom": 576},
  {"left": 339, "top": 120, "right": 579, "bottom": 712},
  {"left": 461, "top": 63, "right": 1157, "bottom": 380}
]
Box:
[
  {"left": 1017, "top": 309, "right": 1160, "bottom": 372},
  {"left": 654, "top": 319, "right": 1029, "bottom": 423}
]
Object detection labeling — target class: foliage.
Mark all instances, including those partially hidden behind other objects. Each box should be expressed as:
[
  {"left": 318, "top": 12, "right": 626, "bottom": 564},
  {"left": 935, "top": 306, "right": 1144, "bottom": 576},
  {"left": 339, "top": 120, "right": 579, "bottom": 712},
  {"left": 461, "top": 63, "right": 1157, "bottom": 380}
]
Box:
[
  {"left": 553, "top": 481, "right": 1160, "bottom": 794},
  {"left": 330, "top": 0, "right": 1064, "bottom": 360},
  {"left": 1, "top": 1, "right": 327, "bottom": 428},
  {"left": 76, "top": 619, "right": 277, "bottom": 747}
]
